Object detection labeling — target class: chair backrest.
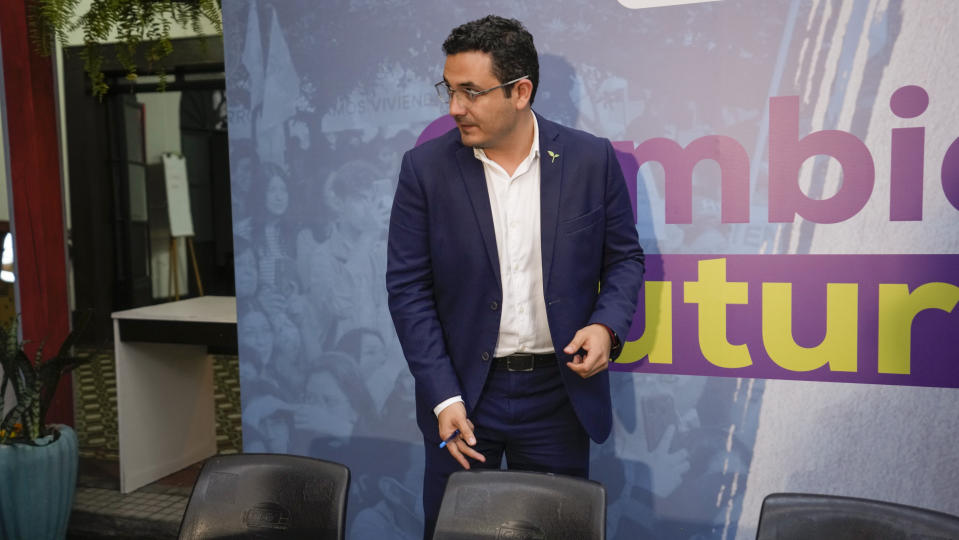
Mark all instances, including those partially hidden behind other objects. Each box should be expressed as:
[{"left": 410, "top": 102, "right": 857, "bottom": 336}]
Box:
[
  {"left": 177, "top": 453, "right": 350, "bottom": 540},
  {"left": 756, "top": 493, "right": 959, "bottom": 540},
  {"left": 433, "top": 470, "right": 606, "bottom": 540}
]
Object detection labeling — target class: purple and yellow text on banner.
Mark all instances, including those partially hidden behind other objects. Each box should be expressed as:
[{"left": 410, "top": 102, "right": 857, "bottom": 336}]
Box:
[{"left": 615, "top": 254, "right": 959, "bottom": 388}]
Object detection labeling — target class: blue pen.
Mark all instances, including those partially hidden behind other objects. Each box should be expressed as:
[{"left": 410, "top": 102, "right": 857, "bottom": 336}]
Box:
[{"left": 438, "top": 429, "right": 461, "bottom": 449}]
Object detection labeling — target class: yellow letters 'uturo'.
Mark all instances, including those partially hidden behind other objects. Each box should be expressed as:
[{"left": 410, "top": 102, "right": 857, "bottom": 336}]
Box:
[
  {"left": 762, "top": 282, "right": 858, "bottom": 372},
  {"left": 878, "top": 283, "right": 959, "bottom": 375},
  {"left": 684, "top": 258, "right": 751, "bottom": 368},
  {"left": 619, "top": 281, "right": 672, "bottom": 363}
]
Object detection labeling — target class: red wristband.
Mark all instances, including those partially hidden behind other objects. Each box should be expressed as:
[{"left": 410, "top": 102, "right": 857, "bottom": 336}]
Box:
[{"left": 595, "top": 323, "right": 619, "bottom": 348}]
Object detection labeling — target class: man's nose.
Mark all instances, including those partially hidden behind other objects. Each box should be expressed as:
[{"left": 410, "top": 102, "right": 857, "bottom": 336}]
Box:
[{"left": 449, "top": 94, "right": 467, "bottom": 116}]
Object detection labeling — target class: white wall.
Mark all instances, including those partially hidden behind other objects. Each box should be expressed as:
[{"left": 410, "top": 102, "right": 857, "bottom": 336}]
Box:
[
  {"left": 137, "top": 92, "right": 184, "bottom": 164},
  {"left": 135, "top": 92, "right": 189, "bottom": 298}
]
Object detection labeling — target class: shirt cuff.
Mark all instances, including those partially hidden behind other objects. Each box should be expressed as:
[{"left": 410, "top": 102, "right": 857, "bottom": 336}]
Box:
[{"left": 433, "top": 395, "right": 464, "bottom": 417}]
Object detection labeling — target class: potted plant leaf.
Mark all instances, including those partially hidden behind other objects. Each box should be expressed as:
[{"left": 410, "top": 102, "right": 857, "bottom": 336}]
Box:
[
  {"left": 0, "top": 317, "right": 90, "bottom": 539},
  {"left": 29, "top": 0, "right": 223, "bottom": 98}
]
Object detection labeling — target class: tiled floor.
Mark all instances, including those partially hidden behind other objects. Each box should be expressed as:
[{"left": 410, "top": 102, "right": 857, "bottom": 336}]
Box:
[
  {"left": 70, "top": 485, "right": 189, "bottom": 538},
  {"left": 75, "top": 487, "right": 188, "bottom": 521},
  {"left": 68, "top": 349, "right": 243, "bottom": 539}
]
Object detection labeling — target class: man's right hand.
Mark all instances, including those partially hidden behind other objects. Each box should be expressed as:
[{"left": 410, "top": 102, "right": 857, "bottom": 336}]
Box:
[{"left": 437, "top": 401, "right": 486, "bottom": 469}]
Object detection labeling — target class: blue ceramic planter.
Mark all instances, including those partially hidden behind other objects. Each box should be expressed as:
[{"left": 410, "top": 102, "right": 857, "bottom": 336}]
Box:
[{"left": 0, "top": 425, "right": 79, "bottom": 540}]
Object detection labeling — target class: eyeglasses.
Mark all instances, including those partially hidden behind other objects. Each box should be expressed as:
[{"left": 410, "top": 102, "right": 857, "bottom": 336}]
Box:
[{"left": 434, "top": 75, "right": 529, "bottom": 105}]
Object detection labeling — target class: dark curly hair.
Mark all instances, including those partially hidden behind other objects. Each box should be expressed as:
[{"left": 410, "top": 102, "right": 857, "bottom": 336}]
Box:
[{"left": 442, "top": 15, "right": 539, "bottom": 104}]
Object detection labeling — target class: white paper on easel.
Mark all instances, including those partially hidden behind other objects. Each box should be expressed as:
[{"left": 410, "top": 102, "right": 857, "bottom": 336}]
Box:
[{"left": 162, "top": 153, "right": 195, "bottom": 238}]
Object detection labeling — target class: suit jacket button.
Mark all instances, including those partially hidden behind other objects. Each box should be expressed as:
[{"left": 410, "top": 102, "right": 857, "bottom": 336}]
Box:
[
  {"left": 489, "top": 301, "right": 498, "bottom": 310},
  {"left": 481, "top": 352, "right": 490, "bottom": 361}
]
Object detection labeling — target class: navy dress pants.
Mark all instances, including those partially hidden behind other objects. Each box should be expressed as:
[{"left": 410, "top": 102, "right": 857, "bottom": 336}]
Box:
[{"left": 421, "top": 360, "right": 590, "bottom": 540}]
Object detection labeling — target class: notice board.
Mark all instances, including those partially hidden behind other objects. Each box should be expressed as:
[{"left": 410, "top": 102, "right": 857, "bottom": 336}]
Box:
[{"left": 161, "top": 153, "right": 194, "bottom": 238}]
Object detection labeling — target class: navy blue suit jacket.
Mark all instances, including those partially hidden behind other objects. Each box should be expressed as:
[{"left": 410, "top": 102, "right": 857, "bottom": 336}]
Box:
[{"left": 386, "top": 113, "right": 645, "bottom": 444}]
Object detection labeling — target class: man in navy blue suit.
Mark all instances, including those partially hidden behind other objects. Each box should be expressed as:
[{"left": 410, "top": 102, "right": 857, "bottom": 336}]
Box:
[{"left": 386, "top": 15, "right": 645, "bottom": 537}]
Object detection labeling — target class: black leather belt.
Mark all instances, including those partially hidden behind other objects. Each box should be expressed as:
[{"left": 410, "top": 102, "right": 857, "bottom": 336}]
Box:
[{"left": 493, "top": 353, "right": 557, "bottom": 372}]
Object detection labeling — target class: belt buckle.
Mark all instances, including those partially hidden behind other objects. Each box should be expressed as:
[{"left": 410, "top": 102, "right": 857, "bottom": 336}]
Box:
[{"left": 508, "top": 353, "right": 535, "bottom": 372}]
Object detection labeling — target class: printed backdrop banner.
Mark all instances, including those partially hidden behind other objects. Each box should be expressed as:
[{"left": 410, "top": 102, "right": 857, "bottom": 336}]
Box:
[{"left": 224, "top": 1, "right": 959, "bottom": 539}]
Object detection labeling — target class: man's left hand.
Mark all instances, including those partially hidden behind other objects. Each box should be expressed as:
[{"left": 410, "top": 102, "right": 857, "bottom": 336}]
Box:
[{"left": 563, "top": 324, "right": 612, "bottom": 378}]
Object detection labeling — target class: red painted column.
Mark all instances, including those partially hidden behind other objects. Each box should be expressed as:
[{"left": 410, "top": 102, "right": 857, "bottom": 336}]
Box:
[{"left": 0, "top": 0, "right": 73, "bottom": 426}]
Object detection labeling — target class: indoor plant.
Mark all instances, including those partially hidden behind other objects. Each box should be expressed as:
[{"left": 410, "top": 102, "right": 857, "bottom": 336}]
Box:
[
  {"left": 29, "top": 0, "right": 223, "bottom": 98},
  {"left": 0, "top": 318, "right": 88, "bottom": 539}
]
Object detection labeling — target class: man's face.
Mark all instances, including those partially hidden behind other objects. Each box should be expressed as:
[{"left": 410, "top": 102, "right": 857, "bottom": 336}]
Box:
[
  {"left": 341, "top": 177, "right": 392, "bottom": 235},
  {"left": 239, "top": 310, "right": 273, "bottom": 362},
  {"left": 305, "top": 371, "right": 356, "bottom": 438},
  {"left": 443, "top": 51, "right": 522, "bottom": 152}
]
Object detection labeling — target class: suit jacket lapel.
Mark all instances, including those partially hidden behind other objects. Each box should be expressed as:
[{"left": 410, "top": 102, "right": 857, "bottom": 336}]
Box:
[
  {"left": 456, "top": 145, "right": 502, "bottom": 289},
  {"left": 538, "top": 114, "right": 564, "bottom": 289}
]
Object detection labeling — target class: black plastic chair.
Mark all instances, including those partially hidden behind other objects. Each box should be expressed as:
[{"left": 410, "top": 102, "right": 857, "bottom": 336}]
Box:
[
  {"left": 756, "top": 493, "right": 959, "bottom": 540},
  {"left": 177, "top": 453, "right": 350, "bottom": 540},
  {"left": 433, "top": 470, "right": 606, "bottom": 540}
]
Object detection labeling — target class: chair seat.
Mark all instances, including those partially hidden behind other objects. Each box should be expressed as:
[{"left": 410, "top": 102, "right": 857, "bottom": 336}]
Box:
[
  {"left": 756, "top": 493, "right": 959, "bottom": 540},
  {"left": 177, "top": 453, "right": 350, "bottom": 540},
  {"left": 433, "top": 469, "right": 606, "bottom": 540}
]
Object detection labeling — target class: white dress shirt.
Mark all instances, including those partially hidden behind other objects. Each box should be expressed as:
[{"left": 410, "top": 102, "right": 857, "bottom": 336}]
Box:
[{"left": 435, "top": 113, "right": 554, "bottom": 416}]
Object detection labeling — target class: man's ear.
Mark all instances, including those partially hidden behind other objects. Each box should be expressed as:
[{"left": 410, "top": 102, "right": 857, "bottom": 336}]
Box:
[{"left": 514, "top": 78, "right": 534, "bottom": 109}]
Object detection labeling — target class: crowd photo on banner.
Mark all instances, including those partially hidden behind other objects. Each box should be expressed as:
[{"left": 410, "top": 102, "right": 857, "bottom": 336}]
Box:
[{"left": 223, "top": 1, "right": 959, "bottom": 539}]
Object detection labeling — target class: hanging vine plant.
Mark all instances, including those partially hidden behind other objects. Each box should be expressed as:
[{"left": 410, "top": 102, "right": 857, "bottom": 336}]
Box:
[{"left": 29, "top": 0, "right": 223, "bottom": 99}]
